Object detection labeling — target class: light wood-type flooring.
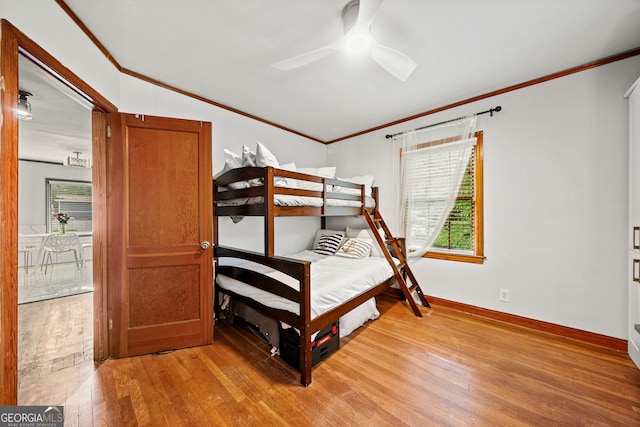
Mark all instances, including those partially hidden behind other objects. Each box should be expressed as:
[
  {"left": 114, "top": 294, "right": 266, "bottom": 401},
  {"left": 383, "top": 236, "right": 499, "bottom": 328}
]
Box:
[
  {"left": 18, "top": 292, "right": 640, "bottom": 426},
  {"left": 18, "top": 259, "right": 93, "bottom": 304}
]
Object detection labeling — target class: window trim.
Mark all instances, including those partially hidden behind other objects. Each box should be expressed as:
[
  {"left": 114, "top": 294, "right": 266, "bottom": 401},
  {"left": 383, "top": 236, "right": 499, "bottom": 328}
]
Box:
[{"left": 405, "top": 131, "right": 484, "bottom": 264}]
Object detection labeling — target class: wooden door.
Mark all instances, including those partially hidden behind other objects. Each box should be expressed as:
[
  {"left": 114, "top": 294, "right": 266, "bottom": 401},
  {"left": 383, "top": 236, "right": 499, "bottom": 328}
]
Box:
[
  {"left": 107, "top": 113, "right": 213, "bottom": 357},
  {"left": 628, "top": 79, "right": 640, "bottom": 369}
]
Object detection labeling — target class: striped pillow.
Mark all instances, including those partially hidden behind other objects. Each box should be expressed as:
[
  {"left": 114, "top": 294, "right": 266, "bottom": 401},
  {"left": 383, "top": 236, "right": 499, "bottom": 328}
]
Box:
[
  {"left": 314, "top": 233, "right": 343, "bottom": 255},
  {"left": 335, "top": 238, "right": 372, "bottom": 259}
]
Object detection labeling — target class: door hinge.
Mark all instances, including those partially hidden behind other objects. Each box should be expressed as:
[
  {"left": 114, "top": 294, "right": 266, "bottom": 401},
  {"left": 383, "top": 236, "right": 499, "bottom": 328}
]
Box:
[
  {"left": 106, "top": 124, "right": 112, "bottom": 138},
  {"left": 108, "top": 318, "right": 113, "bottom": 330}
]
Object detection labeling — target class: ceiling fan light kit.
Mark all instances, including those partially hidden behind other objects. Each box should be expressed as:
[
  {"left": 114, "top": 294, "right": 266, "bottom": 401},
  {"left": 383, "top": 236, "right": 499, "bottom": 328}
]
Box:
[
  {"left": 345, "top": 33, "right": 371, "bottom": 54},
  {"left": 271, "top": 0, "right": 417, "bottom": 82}
]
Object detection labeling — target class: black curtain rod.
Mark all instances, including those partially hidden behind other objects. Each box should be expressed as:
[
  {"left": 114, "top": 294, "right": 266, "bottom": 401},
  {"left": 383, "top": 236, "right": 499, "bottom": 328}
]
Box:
[{"left": 385, "top": 106, "right": 502, "bottom": 139}]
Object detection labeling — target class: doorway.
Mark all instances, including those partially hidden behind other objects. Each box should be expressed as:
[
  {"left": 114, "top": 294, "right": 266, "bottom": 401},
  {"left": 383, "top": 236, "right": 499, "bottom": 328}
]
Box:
[{"left": 16, "top": 52, "right": 95, "bottom": 405}]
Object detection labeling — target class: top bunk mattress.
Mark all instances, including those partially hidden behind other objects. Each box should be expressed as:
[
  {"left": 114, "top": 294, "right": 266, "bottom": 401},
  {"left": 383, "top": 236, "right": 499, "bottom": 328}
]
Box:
[{"left": 218, "top": 194, "right": 376, "bottom": 208}]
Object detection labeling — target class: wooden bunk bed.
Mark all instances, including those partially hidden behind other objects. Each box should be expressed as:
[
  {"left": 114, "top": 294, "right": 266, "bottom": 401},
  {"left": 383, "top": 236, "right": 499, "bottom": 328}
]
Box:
[{"left": 213, "top": 165, "right": 429, "bottom": 385}]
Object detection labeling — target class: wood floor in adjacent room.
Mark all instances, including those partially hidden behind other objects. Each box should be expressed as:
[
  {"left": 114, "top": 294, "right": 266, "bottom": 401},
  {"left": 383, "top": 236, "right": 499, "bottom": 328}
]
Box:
[{"left": 18, "top": 292, "right": 640, "bottom": 426}]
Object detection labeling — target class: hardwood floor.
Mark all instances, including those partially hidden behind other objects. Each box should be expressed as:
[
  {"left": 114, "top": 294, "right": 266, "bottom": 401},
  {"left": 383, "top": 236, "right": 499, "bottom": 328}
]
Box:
[
  {"left": 18, "top": 293, "right": 640, "bottom": 426},
  {"left": 18, "top": 292, "right": 94, "bottom": 425}
]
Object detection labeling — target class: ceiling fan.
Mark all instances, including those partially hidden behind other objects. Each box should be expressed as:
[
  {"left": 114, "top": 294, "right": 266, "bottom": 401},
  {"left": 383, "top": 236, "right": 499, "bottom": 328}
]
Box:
[{"left": 271, "top": 0, "right": 417, "bottom": 82}]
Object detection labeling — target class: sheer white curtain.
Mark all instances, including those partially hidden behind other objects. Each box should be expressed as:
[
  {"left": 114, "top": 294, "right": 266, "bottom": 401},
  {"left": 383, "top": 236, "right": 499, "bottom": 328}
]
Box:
[{"left": 393, "top": 116, "right": 478, "bottom": 259}]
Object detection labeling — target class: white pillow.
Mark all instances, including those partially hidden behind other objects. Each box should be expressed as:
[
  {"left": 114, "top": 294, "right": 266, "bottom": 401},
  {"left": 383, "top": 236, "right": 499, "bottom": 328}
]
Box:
[
  {"left": 313, "top": 233, "right": 344, "bottom": 256},
  {"left": 297, "top": 166, "right": 337, "bottom": 192},
  {"left": 312, "top": 229, "right": 345, "bottom": 251},
  {"left": 298, "top": 166, "right": 336, "bottom": 178},
  {"left": 334, "top": 175, "right": 374, "bottom": 197},
  {"left": 213, "top": 160, "right": 232, "bottom": 180},
  {"left": 335, "top": 237, "right": 372, "bottom": 259},
  {"left": 256, "top": 142, "right": 280, "bottom": 168},
  {"left": 220, "top": 149, "right": 251, "bottom": 189},
  {"left": 276, "top": 162, "right": 297, "bottom": 188},
  {"left": 346, "top": 227, "right": 384, "bottom": 257},
  {"left": 241, "top": 145, "right": 256, "bottom": 167},
  {"left": 224, "top": 149, "right": 242, "bottom": 169}
]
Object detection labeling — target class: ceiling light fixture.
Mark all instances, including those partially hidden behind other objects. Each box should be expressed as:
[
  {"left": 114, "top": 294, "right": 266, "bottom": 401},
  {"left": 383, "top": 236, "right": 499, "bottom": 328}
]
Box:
[
  {"left": 63, "top": 151, "right": 91, "bottom": 168},
  {"left": 16, "top": 90, "right": 33, "bottom": 121},
  {"left": 345, "top": 33, "right": 371, "bottom": 54}
]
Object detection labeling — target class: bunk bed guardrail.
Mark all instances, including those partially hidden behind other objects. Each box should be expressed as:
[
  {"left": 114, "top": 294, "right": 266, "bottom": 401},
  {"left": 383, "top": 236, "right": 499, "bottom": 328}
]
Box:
[{"left": 213, "top": 166, "right": 370, "bottom": 217}]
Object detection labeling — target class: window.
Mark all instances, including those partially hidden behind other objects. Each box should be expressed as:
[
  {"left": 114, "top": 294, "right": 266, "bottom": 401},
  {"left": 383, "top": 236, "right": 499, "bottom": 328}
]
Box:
[
  {"left": 403, "top": 131, "right": 484, "bottom": 263},
  {"left": 46, "top": 179, "right": 92, "bottom": 233}
]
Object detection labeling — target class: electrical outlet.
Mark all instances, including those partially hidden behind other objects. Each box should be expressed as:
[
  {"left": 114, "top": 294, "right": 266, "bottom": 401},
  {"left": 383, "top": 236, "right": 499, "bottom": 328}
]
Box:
[{"left": 499, "top": 288, "right": 510, "bottom": 302}]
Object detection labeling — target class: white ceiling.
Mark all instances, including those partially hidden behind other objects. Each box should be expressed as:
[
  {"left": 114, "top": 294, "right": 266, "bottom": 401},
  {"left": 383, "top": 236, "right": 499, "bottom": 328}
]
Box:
[
  {"left": 23, "top": 0, "right": 640, "bottom": 149},
  {"left": 18, "top": 56, "right": 93, "bottom": 164}
]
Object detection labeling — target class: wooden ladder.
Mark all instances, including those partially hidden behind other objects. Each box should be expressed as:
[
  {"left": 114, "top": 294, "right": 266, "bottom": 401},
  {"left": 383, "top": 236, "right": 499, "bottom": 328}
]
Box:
[{"left": 364, "top": 209, "right": 430, "bottom": 317}]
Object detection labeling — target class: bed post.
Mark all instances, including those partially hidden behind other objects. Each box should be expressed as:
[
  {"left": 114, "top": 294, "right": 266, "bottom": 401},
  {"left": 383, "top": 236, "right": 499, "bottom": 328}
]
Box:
[
  {"left": 212, "top": 179, "right": 219, "bottom": 248},
  {"left": 371, "top": 186, "right": 379, "bottom": 216},
  {"left": 299, "top": 262, "right": 312, "bottom": 386},
  {"left": 265, "top": 167, "right": 275, "bottom": 256},
  {"left": 212, "top": 180, "right": 219, "bottom": 324}
]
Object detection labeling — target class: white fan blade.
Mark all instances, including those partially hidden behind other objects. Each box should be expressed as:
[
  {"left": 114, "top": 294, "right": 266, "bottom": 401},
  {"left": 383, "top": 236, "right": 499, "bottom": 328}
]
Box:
[
  {"left": 355, "top": 0, "right": 384, "bottom": 31},
  {"left": 271, "top": 43, "right": 340, "bottom": 70},
  {"left": 370, "top": 41, "right": 417, "bottom": 82}
]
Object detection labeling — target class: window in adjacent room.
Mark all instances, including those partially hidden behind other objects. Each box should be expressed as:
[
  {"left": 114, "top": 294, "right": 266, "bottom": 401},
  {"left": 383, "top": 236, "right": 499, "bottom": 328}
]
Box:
[
  {"left": 402, "top": 131, "right": 484, "bottom": 263},
  {"left": 46, "top": 179, "right": 92, "bottom": 233}
]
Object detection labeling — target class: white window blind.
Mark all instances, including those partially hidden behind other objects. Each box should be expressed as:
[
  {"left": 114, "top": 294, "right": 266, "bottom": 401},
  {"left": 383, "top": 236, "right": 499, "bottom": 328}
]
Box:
[
  {"left": 403, "top": 138, "right": 476, "bottom": 252},
  {"left": 47, "top": 179, "right": 92, "bottom": 233}
]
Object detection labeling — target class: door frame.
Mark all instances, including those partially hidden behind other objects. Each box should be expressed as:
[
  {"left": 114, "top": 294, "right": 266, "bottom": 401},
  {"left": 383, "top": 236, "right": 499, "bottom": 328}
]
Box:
[{"left": 0, "top": 19, "right": 117, "bottom": 404}]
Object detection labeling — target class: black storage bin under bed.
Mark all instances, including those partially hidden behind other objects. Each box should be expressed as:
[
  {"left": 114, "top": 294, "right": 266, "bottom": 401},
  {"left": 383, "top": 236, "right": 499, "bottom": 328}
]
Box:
[{"left": 280, "top": 321, "right": 340, "bottom": 368}]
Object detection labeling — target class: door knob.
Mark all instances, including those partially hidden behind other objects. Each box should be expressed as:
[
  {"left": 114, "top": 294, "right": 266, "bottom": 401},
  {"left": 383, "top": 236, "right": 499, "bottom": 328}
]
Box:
[{"left": 200, "top": 241, "right": 211, "bottom": 250}]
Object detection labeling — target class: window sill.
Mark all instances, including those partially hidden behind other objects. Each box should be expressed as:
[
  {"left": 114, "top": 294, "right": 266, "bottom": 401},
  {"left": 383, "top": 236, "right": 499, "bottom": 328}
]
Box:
[{"left": 424, "top": 251, "right": 485, "bottom": 264}]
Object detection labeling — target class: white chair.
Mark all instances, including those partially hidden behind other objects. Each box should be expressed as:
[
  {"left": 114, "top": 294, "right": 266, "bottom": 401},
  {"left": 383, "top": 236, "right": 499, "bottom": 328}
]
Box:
[
  {"left": 18, "top": 234, "right": 41, "bottom": 273},
  {"left": 40, "top": 233, "right": 82, "bottom": 274},
  {"left": 81, "top": 242, "right": 92, "bottom": 267}
]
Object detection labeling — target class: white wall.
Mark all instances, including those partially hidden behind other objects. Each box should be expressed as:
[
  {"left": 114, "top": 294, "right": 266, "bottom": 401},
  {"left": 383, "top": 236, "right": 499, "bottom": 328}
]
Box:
[{"left": 327, "top": 56, "right": 640, "bottom": 339}]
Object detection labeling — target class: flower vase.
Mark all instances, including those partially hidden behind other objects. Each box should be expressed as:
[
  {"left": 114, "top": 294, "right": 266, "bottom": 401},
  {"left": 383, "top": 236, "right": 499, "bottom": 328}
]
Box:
[{"left": 60, "top": 223, "right": 66, "bottom": 234}]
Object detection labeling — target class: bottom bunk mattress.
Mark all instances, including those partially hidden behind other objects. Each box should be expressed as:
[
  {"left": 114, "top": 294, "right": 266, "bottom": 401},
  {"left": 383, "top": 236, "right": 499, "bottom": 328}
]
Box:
[
  {"left": 223, "top": 292, "right": 379, "bottom": 348},
  {"left": 216, "top": 250, "right": 394, "bottom": 320}
]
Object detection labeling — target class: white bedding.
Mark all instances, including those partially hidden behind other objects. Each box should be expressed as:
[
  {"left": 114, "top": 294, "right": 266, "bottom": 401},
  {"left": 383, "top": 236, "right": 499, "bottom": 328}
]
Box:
[
  {"left": 275, "top": 195, "right": 376, "bottom": 208},
  {"left": 217, "top": 194, "right": 376, "bottom": 209},
  {"left": 216, "top": 250, "right": 397, "bottom": 336}
]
